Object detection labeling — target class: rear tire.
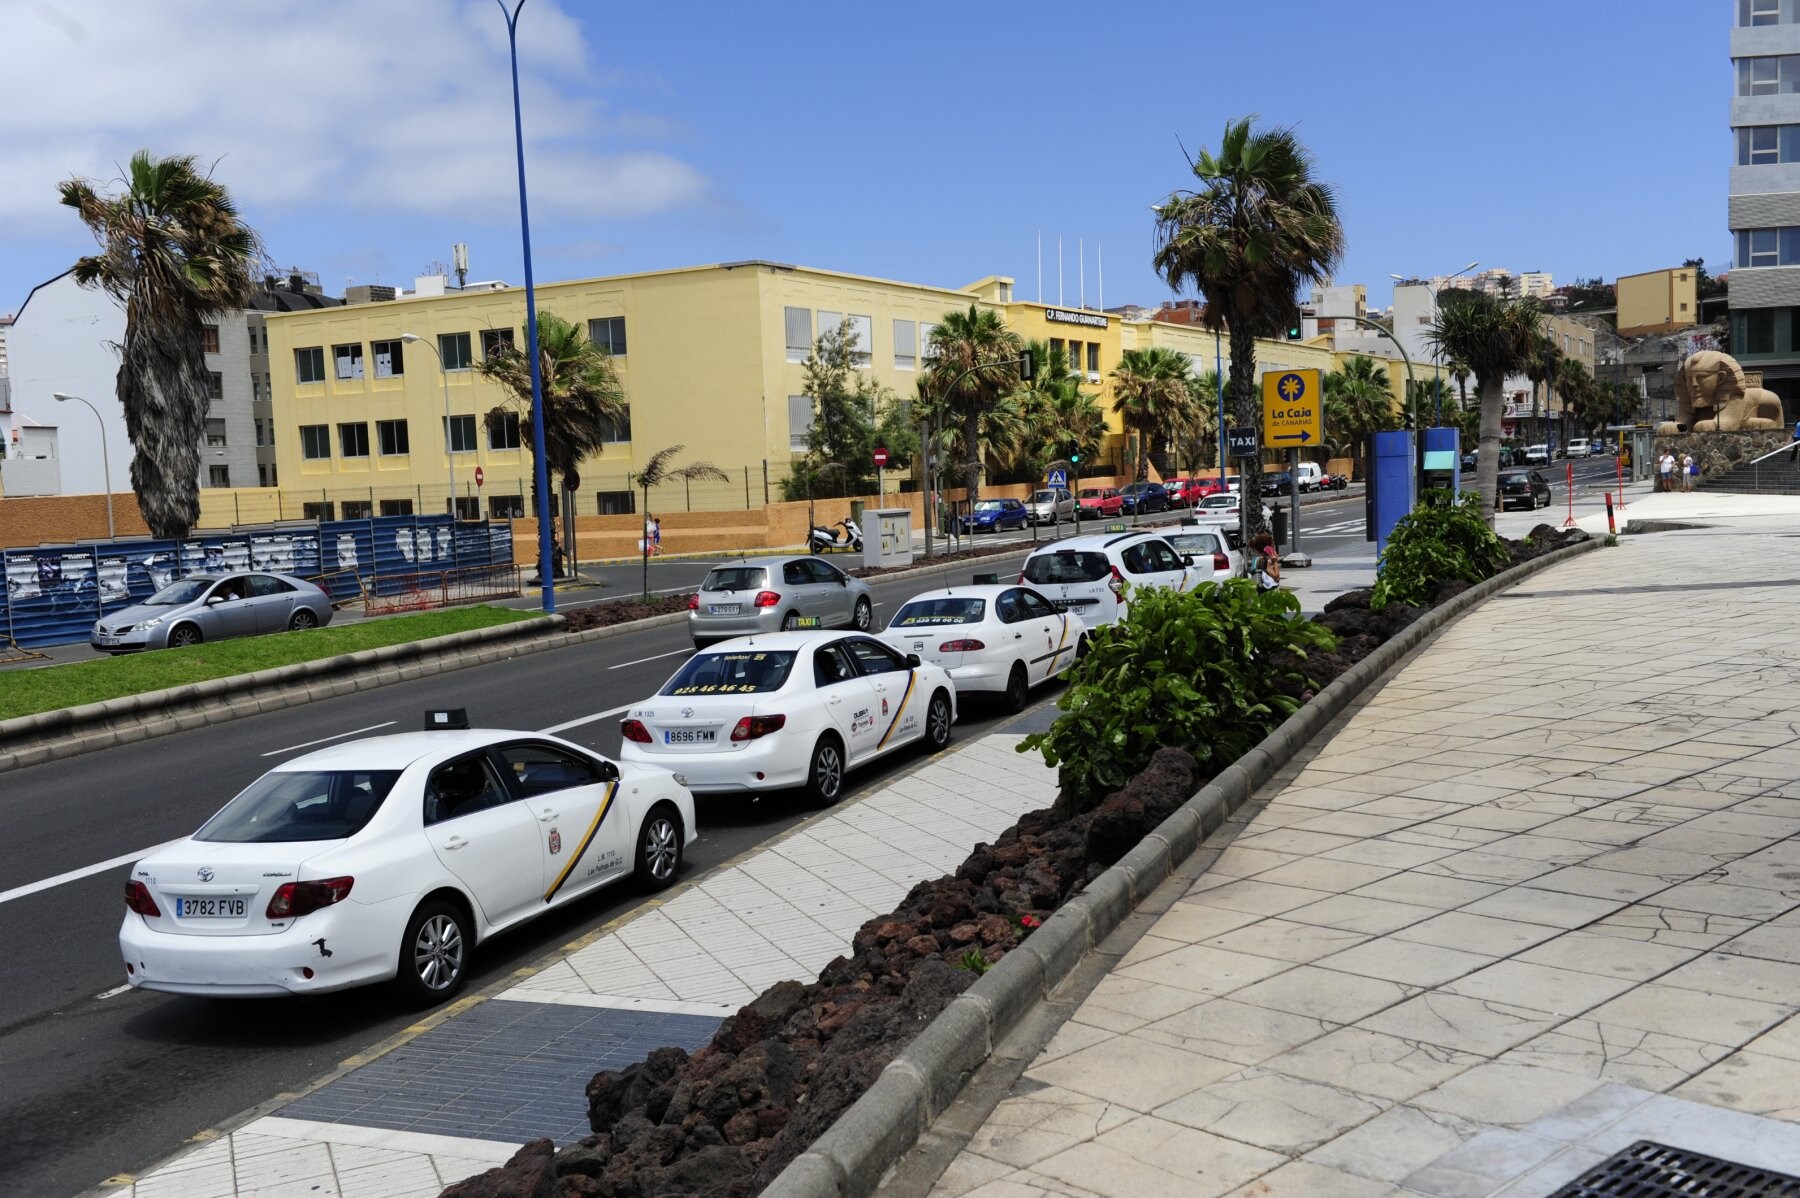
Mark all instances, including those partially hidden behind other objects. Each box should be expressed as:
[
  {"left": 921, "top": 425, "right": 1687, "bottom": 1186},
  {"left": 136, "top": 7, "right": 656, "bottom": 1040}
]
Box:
[
  {"left": 926, "top": 689, "right": 953, "bottom": 750},
  {"left": 289, "top": 609, "right": 318, "bottom": 631},
  {"left": 395, "top": 897, "right": 470, "bottom": 1006},
  {"left": 635, "top": 804, "right": 683, "bottom": 891},
  {"left": 1002, "top": 662, "right": 1029, "bottom": 714},
  {"left": 806, "top": 735, "right": 845, "bottom": 807},
  {"left": 167, "top": 623, "right": 202, "bottom": 649},
  {"left": 852, "top": 597, "right": 872, "bottom": 630}
]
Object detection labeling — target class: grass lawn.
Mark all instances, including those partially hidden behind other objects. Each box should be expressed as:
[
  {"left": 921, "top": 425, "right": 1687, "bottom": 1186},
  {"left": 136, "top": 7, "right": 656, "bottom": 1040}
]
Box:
[{"left": 0, "top": 605, "right": 537, "bottom": 722}]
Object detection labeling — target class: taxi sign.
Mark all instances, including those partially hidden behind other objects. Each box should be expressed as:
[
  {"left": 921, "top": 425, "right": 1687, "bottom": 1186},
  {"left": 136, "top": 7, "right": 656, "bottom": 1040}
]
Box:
[
  {"left": 1105, "top": 522, "right": 1129, "bottom": 533},
  {"left": 1261, "top": 370, "right": 1322, "bottom": 447},
  {"left": 790, "top": 616, "right": 824, "bottom": 629}
]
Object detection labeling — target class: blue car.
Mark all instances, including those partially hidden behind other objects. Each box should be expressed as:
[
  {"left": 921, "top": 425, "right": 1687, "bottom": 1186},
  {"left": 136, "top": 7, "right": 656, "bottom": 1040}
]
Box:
[
  {"left": 1118, "top": 482, "right": 1171, "bottom": 514},
  {"left": 958, "top": 498, "right": 1029, "bottom": 533}
]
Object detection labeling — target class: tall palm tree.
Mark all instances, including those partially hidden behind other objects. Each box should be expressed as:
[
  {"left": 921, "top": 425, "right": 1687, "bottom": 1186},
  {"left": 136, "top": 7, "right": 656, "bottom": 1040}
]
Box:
[
  {"left": 480, "top": 310, "right": 626, "bottom": 494},
  {"left": 1153, "top": 117, "right": 1345, "bottom": 530},
  {"left": 1009, "top": 339, "right": 1082, "bottom": 480},
  {"left": 633, "top": 445, "right": 728, "bottom": 597},
  {"left": 60, "top": 151, "right": 261, "bottom": 538},
  {"left": 1429, "top": 295, "right": 1544, "bottom": 523},
  {"left": 924, "top": 305, "right": 1023, "bottom": 505},
  {"left": 1323, "top": 356, "right": 1394, "bottom": 478},
  {"left": 1176, "top": 369, "right": 1224, "bottom": 477},
  {"left": 1523, "top": 333, "right": 1563, "bottom": 453},
  {"left": 1448, "top": 357, "right": 1472, "bottom": 410},
  {"left": 1110, "top": 347, "right": 1194, "bottom": 480}
]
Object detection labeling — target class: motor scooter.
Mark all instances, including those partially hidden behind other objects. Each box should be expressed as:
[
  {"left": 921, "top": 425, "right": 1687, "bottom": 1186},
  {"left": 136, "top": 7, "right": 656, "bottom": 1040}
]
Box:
[{"left": 809, "top": 518, "right": 863, "bottom": 554}]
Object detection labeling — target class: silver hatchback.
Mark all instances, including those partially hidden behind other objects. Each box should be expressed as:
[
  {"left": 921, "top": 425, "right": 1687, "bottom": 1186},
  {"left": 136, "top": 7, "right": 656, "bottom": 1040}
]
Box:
[{"left": 687, "top": 556, "right": 875, "bottom": 646}]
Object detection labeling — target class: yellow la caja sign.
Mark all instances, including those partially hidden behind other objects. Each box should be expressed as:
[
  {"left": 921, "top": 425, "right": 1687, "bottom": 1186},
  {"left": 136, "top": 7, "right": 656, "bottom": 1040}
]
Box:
[{"left": 1261, "top": 369, "right": 1322, "bottom": 448}]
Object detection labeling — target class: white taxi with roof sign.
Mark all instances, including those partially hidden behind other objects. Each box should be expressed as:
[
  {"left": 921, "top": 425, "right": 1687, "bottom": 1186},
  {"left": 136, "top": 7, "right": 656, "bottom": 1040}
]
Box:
[
  {"left": 618, "top": 627, "right": 956, "bottom": 806},
  {"left": 1018, "top": 530, "right": 1205, "bottom": 627},
  {"left": 877, "top": 584, "right": 1086, "bottom": 712}
]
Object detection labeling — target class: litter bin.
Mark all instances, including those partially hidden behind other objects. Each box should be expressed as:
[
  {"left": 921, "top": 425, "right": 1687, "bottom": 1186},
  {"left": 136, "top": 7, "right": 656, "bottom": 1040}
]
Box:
[{"left": 1270, "top": 505, "right": 1289, "bottom": 549}]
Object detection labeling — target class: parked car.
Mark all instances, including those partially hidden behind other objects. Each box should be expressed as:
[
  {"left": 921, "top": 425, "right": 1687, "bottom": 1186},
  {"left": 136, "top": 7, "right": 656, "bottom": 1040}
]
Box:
[
  {"left": 1460, "top": 450, "right": 1479, "bottom": 473},
  {"left": 120, "top": 725, "right": 695, "bottom": 1003},
  {"left": 1117, "top": 482, "right": 1171, "bottom": 514},
  {"left": 1024, "top": 488, "right": 1078, "bottom": 525},
  {"left": 958, "top": 498, "right": 1030, "bottom": 534},
  {"left": 1496, "top": 469, "right": 1553, "bottom": 510},
  {"left": 1162, "top": 528, "right": 1241, "bottom": 584},
  {"left": 1076, "top": 487, "right": 1124, "bottom": 520},
  {"left": 1019, "top": 531, "right": 1203, "bottom": 627},
  {"left": 1566, "top": 438, "right": 1592, "bottom": 459},
  {"left": 1522, "top": 444, "right": 1550, "bottom": 466},
  {"left": 879, "top": 584, "right": 1086, "bottom": 712},
  {"left": 1259, "top": 471, "right": 1295, "bottom": 498},
  {"left": 687, "top": 556, "right": 873, "bottom": 647},
  {"left": 90, "top": 572, "right": 334, "bottom": 653},
  {"left": 1292, "top": 463, "right": 1325, "bottom": 493},
  {"left": 1192, "top": 493, "right": 1274, "bottom": 547},
  {"left": 1161, "top": 478, "right": 1202, "bottom": 507}
]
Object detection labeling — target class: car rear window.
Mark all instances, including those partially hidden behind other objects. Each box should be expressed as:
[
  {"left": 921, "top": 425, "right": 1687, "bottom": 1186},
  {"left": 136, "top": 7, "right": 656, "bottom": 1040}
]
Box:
[
  {"left": 195, "top": 770, "right": 402, "bottom": 843},
  {"left": 661, "top": 650, "right": 797, "bottom": 696},
  {"left": 702, "top": 566, "right": 767, "bottom": 592},
  {"left": 890, "top": 597, "right": 986, "bottom": 626},
  {"left": 1163, "top": 534, "right": 1220, "bottom": 556},
  {"left": 1024, "top": 551, "right": 1112, "bottom": 585}
]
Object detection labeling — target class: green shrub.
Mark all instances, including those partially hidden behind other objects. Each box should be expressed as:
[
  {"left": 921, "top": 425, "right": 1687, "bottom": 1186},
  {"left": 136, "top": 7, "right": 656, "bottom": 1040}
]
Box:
[
  {"left": 1020, "top": 580, "right": 1335, "bottom": 813},
  {"left": 1371, "top": 491, "right": 1509, "bottom": 610}
]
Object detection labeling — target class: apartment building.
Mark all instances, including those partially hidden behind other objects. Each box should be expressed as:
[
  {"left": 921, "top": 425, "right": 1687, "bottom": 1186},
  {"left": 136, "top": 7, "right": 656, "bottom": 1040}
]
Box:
[
  {"left": 1730, "top": 0, "right": 1800, "bottom": 403},
  {"left": 1616, "top": 267, "right": 1701, "bottom": 335}
]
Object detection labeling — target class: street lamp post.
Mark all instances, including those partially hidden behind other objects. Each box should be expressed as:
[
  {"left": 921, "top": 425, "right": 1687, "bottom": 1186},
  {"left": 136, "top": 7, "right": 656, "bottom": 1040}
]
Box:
[
  {"left": 497, "top": 0, "right": 556, "bottom": 611},
  {"left": 401, "top": 333, "right": 457, "bottom": 517},
  {"left": 53, "top": 392, "right": 114, "bottom": 540}
]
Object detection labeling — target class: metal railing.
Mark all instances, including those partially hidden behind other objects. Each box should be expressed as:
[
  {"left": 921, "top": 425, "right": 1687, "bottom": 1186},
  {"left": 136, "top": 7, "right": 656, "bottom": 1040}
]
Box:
[{"left": 359, "top": 562, "right": 524, "bottom": 616}]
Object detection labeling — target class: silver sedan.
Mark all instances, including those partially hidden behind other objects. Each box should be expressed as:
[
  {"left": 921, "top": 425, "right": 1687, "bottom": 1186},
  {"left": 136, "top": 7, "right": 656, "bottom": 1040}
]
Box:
[
  {"left": 90, "top": 572, "right": 335, "bottom": 653},
  {"left": 686, "top": 556, "right": 874, "bottom": 647}
]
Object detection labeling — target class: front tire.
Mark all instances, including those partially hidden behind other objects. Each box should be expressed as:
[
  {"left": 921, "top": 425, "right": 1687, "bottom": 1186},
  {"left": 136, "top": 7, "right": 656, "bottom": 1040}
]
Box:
[
  {"left": 852, "top": 597, "right": 873, "bottom": 630},
  {"left": 395, "top": 898, "right": 470, "bottom": 1006},
  {"left": 167, "top": 623, "right": 202, "bottom": 649},
  {"left": 635, "top": 804, "right": 683, "bottom": 891},
  {"left": 1002, "top": 662, "right": 1029, "bottom": 714},
  {"left": 806, "top": 735, "right": 845, "bottom": 806},
  {"left": 289, "top": 609, "right": 319, "bottom": 631},
  {"left": 926, "top": 689, "right": 953, "bottom": 750}
]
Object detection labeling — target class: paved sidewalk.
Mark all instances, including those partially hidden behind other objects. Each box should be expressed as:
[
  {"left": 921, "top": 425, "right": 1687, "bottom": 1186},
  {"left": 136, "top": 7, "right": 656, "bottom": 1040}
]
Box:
[
  {"left": 929, "top": 530, "right": 1800, "bottom": 1198},
  {"left": 111, "top": 733, "right": 1058, "bottom": 1198}
]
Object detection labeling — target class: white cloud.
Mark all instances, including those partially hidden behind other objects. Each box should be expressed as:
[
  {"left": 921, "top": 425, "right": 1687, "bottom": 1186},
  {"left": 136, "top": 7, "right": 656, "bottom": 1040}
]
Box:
[{"left": 0, "top": 0, "right": 708, "bottom": 230}]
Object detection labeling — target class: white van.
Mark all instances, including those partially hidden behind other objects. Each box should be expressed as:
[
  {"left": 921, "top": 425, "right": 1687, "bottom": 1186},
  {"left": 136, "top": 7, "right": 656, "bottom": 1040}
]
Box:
[
  {"left": 1293, "top": 462, "right": 1325, "bottom": 492},
  {"left": 1566, "top": 438, "right": 1591, "bottom": 459}
]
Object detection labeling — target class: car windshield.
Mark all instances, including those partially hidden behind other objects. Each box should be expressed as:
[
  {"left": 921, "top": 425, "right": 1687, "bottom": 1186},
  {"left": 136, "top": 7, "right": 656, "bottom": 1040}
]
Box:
[
  {"left": 1023, "top": 551, "right": 1112, "bottom": 584},
  {"left": 661, "top": 649, "right": 798, "bottom": 696},
  {"left": 702, "top": 566, "right": 767, "bottom": 592},
  {"left": 1079, "top": 489, "right": 1106, "bottom": 498},
  {"left": 891, "top": 597, "right": 986, "bottom": 626},
  {"left": 975, "top": 500, "right": 1004, "bottom": 511},
  {"left": 194, "top": 770, "right": 402, "bottom": 843},
  {"left": 1031, "top": 491, "right": 1057, "bottom": 502},
  {"left": 1163, "top": 535, "right": 1217, "bottom": 555},
  {"left": 145, "top": 578, "right": 212, "bottom": 606}
]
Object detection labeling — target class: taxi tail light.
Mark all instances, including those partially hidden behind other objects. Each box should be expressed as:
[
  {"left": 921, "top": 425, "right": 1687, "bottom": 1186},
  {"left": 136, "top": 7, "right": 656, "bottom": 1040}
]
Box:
[
  {"left": 687, "top": 593, "right": 699, "bottom": 610},
  {"left": 1016, "top": 572, "right": 1026, "bottom": 583},
  {"left": 1108, "top": 566, "right": 1126, "bottom": 597},
  {"left": 939, "top": 639, "right": 985, "bottom": 652},
  {"left": 731, "top": 714, "right": 786, "bottom": 741},
  {"left": 621, "top": 718, "right": 652, "bottom": 743},
  {"left": 266, "top": 876, "right": 354, "bottom": 919},
  {"left": 124, "top": 880, "right": 161, "bottom": 917},
  {"left": 753, "top": 591, "right": 781, "bottom": 608},
  {"left": 1213, "top": 552, "right": 1229, "bottom": 571}
]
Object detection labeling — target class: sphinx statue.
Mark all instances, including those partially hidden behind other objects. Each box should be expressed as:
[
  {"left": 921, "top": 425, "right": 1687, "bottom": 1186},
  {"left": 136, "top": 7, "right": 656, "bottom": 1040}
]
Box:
[{"left": 1660, "top": 350, "right": 1784, "bottom": 434}]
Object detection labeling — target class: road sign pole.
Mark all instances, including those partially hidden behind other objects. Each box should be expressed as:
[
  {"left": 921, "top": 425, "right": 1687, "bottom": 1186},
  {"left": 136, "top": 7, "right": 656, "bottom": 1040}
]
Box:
[{"left": 1289, "top": 448, "right": 1302, "bottom": 560}]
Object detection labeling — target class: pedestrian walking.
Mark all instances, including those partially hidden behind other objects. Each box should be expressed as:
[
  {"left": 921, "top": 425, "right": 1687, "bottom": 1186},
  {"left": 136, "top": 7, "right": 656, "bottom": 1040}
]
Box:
[
  {"left": 1684, "top": 453, "right": 1698, "bottom": 492},
  {"left": 1658, "top": 451, "right": 1675, "bottom": 493},
  {"left": 652, "top": 515, "right": 662, "bottom": 554}
]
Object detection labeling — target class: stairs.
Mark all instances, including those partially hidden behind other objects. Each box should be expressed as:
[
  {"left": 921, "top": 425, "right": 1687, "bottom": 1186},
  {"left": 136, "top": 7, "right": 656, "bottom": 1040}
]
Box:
[{"left": 1706, "top": 452, "right": 1800, "bottom": 495}]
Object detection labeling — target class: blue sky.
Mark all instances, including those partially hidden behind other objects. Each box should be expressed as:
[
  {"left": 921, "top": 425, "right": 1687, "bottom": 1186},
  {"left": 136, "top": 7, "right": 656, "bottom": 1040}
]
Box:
[{"left": 1, "top": 1, "right": 1725, "bottom": 317}]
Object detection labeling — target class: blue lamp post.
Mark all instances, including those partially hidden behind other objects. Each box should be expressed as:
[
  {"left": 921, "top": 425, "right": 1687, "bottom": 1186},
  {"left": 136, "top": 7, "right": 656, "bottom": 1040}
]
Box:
[{"left": 498, "top": 0, "right": 556, "bottom": 612}]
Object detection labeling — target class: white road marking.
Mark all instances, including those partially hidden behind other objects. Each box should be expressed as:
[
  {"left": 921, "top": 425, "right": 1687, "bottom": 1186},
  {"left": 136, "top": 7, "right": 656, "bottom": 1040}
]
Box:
[
  {"left": 0, "top": 841, "right": 180, "bottom": 906},
  {"left": 260, "top": 721, "right": 398, "bottom": 758},
  {"left": 537, "top": 703, "right": 635, "bottom": 735},
  {"left": 95, "top": 984, "right": 132, "bottom": 1000},
  {"left": 607, "top": 647, "right": 692, "bottom": 671}
]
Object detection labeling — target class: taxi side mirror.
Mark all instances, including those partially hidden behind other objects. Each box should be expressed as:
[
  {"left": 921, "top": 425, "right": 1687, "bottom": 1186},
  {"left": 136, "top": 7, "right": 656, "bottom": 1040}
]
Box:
[{"left": 906, "top": 653, "right": 921, "bottom": 667}]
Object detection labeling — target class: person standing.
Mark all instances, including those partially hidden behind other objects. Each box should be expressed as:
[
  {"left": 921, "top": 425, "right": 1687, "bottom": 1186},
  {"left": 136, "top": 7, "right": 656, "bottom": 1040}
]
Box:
[
  {"left": 1684, "top": 453, "right": 1698, "bottom": 492},
  {"left": 1658, "top": 450, "right": 1675, "bottom": 493}
]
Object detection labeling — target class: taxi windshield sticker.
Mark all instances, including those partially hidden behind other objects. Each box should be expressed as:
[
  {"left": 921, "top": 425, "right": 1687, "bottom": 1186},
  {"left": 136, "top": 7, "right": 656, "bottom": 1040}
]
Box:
[{"left": 893, "top": 614, "right": 971, "bottom": 626}]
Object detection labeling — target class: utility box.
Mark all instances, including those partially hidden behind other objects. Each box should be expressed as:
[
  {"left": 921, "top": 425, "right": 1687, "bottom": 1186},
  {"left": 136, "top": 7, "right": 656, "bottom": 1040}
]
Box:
[
  {"left": 1367, "top": 430, "right": 1418, "bottom": 558},
  {"left": 866, "top": 507, "right": 912, "bottom": 570},
  {"left": 1421, "top": 427, "right": 1461, "bottom": 497}
]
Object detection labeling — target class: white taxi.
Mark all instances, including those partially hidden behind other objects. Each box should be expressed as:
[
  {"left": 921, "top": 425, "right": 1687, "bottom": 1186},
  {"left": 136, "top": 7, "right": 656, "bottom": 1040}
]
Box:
[
  {"left": 1019, "top": 530, "right": 1205, "bottom": 627},
  {"left": 877, "top": 585, "right": 1086, "bottom": 712},
  {"left": 619, "top": 631, "right": 956, "bottom": 806},
  {"left": 119, "top": 720, "right": 695, "bottom": 1005}
]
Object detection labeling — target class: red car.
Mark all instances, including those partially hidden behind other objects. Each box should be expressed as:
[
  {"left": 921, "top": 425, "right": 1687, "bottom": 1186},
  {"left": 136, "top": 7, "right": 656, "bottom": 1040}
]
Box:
[
  {"left": 1076, "top": 486, "right": 1124, "bottom": 519},
  {"left": 1164, "top": 477, "right": 1226, "bottom": 506}
]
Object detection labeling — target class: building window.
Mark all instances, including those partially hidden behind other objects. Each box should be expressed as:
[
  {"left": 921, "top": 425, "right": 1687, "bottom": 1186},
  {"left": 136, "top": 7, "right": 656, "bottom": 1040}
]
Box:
[
  {"left": 893, "top": 319, "right": 917, "bottom": 370},
  {"left": 847, "top": 314, "right": 872, "bottom": 367},
  {"left": 377, "top": 419, "right": 410, "bottom": 456},
  {"left": 201, "top": 324, "right": 220, "bottom": 354},
  {"left": 341, "top": 499, "right": 373, "bottom": 520},
  {"left": 379, "top": 498, "right": 414, "bottom": 517},
  {"left": 1743, "top": 309, "right": 1777, "bottom": 354},
  {"left": 296, "top": 346, "right": 326, "bottom": 384},
  {"left": 1738, "top": 55, "right": 1800, "bottom": 96},
  {"left": 451, "top": 496, "right": 481, "bottom": 520},
  {"left": 303, "top": 501, "right": 336, "bottom": 521},
  {"left": 208, "top": 465, "right": 231, "bottom": 487},
  {"left": 257, "top": 464, "right": 269, "bottom": 487},
  {"left": 1736, "top": 227, "right": 1800, "bottom": 267},
  {"left": 1067, "top": 340, "right": 1082, "bottom": 373},
  {"left": 488, "top": 411, "right": 521, "bottom": 450},
  {"left": 788, "top": 394, "right": 812, "bottom": 452},
  {"left": 480, "top": 328, "right": 515, "bottom": 360},
  {"left": 339, "top": 422, "right": 370, "bottom": 458},
  {"left": 489, "top": 495, "right": 524, "bottom": 519},
  {"left": 300, "top": 424, "right": 331, "bottom": 460},
  {"left": 1741, "top": 0, "right": 1785, "bottom": 25},
  {"left": 446, "top": 414, "right": 478, "bottom": 453},
  {"left": 439, "top": 332, "right": 474, "bottom": 370},
  {"left": 785, "top": 307, "right": 811, "bottom": 363},
  {"left": 1050, "top": 338, "right": 1065, "bottom": 370},
  {"left": 599, "top": 406, "right": 631, "bottom": 442},
  {"left": 588, "top": 316, "right": 627, "bottom": 355},
  {"left": 206, "top": 418, "right": 228, "bottom": 448},
  {"left": 597, "top": 490, "right": 635, "bottom": 515},
  {"left": 334, "top": 343, "right": 364, "bottom": 380},
  {"left": 372, "top": 339, "right": 405, "bottom": 378},
  {"left": 254, "top": 418, "right": 265, "bottom": 447},
  {"left": 208, "top": 371, "right": 224, "bottom": 402},
  {"left": 921, "top": 322, "right": 939, "bottom": 360},
  {"left": 269, "top": 463, "right": 277, "bottom": 486},
  {"left": 1087, "top": 342, "right": 1100, "bottom": 373}
]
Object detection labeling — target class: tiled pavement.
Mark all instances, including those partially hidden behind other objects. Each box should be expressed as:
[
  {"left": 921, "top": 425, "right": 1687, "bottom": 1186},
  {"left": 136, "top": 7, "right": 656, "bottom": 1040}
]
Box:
[
  {"left": 113, "top": 733, "right": 1058, "bottom": 1197},
  {"left": 928, "top": 529, "right": 1800, "bottom": 1198}
]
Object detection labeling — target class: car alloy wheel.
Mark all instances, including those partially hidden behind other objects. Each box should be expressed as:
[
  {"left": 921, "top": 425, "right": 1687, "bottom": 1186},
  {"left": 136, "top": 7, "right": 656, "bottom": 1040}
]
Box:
[
  {"left": 636, "top": 807, "right": 681, "bottom": 889},
  {"left": 807, "top": 737, "right": 844, "bottom": 806},
  {"left": 853, "top": 597, "right": 872, "bottom": 630},
  {"left": 289, "top": 609, "right": 318, "bottom": 631},
  {"left": 397, "top": 899, "right": 469, "bottom": 1005},
  {"left": 168, "top": 624, "right": 201, "bottom": 648},
  {"left": 926, "top": 690, "right": 953, "bottom": 749}
]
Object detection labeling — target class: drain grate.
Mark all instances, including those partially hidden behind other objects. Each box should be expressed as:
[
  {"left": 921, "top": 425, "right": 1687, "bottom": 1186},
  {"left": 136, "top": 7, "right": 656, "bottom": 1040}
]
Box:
[{"left": 1549, "top": 1141, "right": 1800, "bottom": 1196}]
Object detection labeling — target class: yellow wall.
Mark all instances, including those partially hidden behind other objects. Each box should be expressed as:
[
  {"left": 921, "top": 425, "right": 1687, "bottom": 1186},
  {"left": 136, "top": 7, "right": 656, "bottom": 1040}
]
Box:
[{"left": 1617, "top": 267, "right": 1700, "bottom": 336}]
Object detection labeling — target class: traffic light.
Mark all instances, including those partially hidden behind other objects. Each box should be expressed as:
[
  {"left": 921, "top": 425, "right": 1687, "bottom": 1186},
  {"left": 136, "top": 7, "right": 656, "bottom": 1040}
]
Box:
[
  {"left": 1069, "top": 446, "right": 1081, "bottom": 464},
  {"left": 1286, "top": 322, "right": 1303, "bottom": 341}
]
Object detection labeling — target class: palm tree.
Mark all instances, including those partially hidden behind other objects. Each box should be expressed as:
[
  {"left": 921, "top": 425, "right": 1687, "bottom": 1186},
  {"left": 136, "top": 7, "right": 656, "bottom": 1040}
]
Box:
[
  {"left": 1176, "top": 370, "right": 1224, "bottom": 478},
  {"left": 1110, "top": 347, "right": 1194, "bottom": 480},
  {"left": 632, "top": 445, "right": 728, "bottom": 597},
  {"left": 59, "top": 151, "right": 261, "bottom": 538},
  {"left": 924, "top": 305, "right": 1023, "bottom": 506},
  {"left": 1153, "top": 117, "right": 1345, "bottom": 530},
  {"left": 1008, "top": 339, "right": 1082, "bottom": 481},
  {"left": 1524, "top": 333, "right": 1563, "bottom": 454},
  {"left": 1448, "top": 357, "right": 1472, "bottom": 410},
  {"left": 1428, "top": 294, "right": 1544, "bottom": 523},
  {"left": 1323, "top": 356, "right": 1393, "bottom": 479},
  {"left": 480, "top": 310, "right": 626, "bottom": 494}
]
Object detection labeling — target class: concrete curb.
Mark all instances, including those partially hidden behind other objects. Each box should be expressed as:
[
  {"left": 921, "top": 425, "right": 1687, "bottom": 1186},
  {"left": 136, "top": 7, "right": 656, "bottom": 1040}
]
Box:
[
  {"left": 764, "top": 536, "right": 1601, "bottom": 1198},
  {"left": 0, "top": 616, "right": 566, "bottom": 772}
]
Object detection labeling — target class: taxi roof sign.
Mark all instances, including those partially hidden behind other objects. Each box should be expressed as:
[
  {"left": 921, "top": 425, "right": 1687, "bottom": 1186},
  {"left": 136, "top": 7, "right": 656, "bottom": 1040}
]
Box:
[{"left": 1262, "top": 370, "right": 1323, "bottom": 447}]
